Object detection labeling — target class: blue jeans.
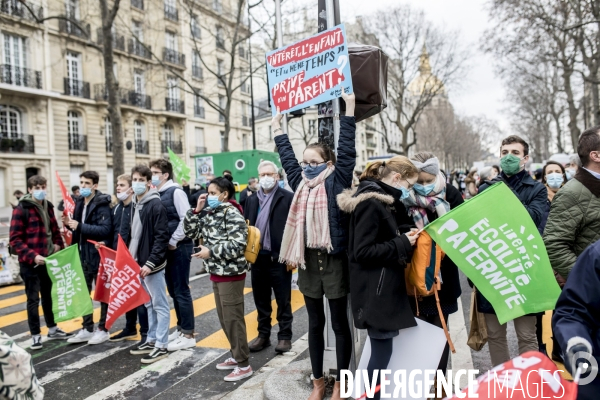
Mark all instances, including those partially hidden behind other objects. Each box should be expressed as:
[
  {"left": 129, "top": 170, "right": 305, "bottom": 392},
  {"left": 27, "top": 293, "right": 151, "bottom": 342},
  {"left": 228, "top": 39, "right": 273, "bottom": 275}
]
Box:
[
  {"left": 142, "top": 270, "right": 170, "bottom": 349},
  {"left": 166, "top": 242, "right": 195, "bottom": 334}
]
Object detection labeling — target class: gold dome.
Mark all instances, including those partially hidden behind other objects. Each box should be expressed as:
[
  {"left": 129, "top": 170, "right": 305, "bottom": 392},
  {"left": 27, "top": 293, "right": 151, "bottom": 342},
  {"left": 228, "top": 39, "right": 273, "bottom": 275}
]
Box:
[{"left": 408, "top": 43, "right": 445, "bottom": 96}]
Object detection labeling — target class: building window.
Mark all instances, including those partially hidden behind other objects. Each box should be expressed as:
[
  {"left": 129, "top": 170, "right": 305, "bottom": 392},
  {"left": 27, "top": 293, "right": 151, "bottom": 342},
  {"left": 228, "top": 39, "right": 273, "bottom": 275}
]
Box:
[
  {"left": 2, "top": 33, "right": 27, "bottom": 82},
  {"left": 192, "top": 51, "right": 203, "bottom": 79},
  {"left": 134, "top": 70, "right": 145, "bottom": 94},
  {"left": 194, "top": 89, "right": 205, "bottom": 118},
  {"left": 67, "top": 110, "right": 84, "bottom": 150},
  {"left": 66, "top": 51, "right": 82, "bottom": 82},
  {"left": 216, "top": 26, "right": 224, "bottom": 49},
  {"left": 106, "top": 166, "right": 114, "bottom": 195},
  {"left": 134, "top": 120, "right": 145, "bottom": 141},
  {"left": 165, "top": 31, "right": 177, "bottom": 51},
  {"left": 213, "top": 0, "right": 222, "bottom": 13},
  {"left": 167, "top": 75, "right": 179, "bottom": 100},
  {"left": 241, "top": 101, "right": 250, "bottom": 127},
  {"left": 105, "top": 117, "right": 112, "bottom": 153},
  {"left": 66, "top": 0, "right": 80, "bottom": 19},
  {"left": 0, "top": 105, "right": 22, "bottom": 138},
  {"left": 242, "top": 134, "right": 248, "bottom": 150},
  {"left": 70, "top": 164, "right": 83, "bottom": 188},
  {"left": 218, "top": 95, "right": 225, "bottom": 122},
  {"left": 191, "top": 15, "right": 201, "bottom": 39},
  {"left": 195, "top": 127, "right": 205, "bottom": 153},
  {"left": 220, "top": 131, "right": 225, "bottom": 152},
  {"left": 240, "top": 69, "right": 249, "bottom": 93},
  {"left": 309, "top": 119, "right": 316, "bottom": 136},
  {"left": 217, "top": 59, "right": 224, "bottom": 86},
  {"left": 132, "top": 20, "right": 144, "bottom": 42}
]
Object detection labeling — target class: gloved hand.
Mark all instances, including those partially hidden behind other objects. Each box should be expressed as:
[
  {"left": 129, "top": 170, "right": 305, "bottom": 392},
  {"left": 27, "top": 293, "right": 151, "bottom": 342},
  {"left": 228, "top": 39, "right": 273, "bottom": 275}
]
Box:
[{"left": 566, "top": 342, "right": 593, "bottom": 377}]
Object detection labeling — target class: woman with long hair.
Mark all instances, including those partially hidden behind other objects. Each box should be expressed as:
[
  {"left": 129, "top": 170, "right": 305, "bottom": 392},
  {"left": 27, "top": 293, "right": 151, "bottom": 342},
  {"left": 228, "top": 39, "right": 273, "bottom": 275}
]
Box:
[
  {"left": 464, "top": 168, "right": 479, "bottom": 199},
  {"left": 337, "top": 156, "right": 420, "bottom": 400},
  {"left": 272, "top": 91, "right": 356, "bottom": 400}
]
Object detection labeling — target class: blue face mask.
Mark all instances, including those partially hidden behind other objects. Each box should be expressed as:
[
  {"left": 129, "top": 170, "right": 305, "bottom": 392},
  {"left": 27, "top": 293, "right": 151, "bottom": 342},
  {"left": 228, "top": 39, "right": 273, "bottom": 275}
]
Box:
[
  {"left": 132, "top": 182, "right": 148, "bottom": 195},
  {"left": 303, "top": 164, "right": 328, "bottom": 180},
  {"left": 565, "top": 169, "right": 575, "bottom": 181},
  {"left": 151, "top": 176, "right": 162, "bottom": 187},
  {"left": 32, "top": 190, "right": 46, "bottom": 201},
  {"left": 80, "top": 188, "right": 92, "bottom": 198},
  {"left": 278, "top": 180, "right": 285, "bottom": 188},
  {"left": 413, "top": 183, "right": 435, "bottom": 196},
  {"left": 207, "top": 195, "right": 222, "bottom": 209},
  {"left": 399, "top": 186, "right": 410, "bottom": 200},
  {"left": 546, "top": 173, "right": 564, "bottom": 189}
]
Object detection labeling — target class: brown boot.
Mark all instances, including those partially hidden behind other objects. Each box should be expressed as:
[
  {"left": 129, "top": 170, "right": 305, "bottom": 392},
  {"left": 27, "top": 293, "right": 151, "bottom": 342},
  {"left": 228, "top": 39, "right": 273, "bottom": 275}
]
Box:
[
  {"left": 330, "top": 380, "right": 342, "bottom": 400},
  {"left": 308, "top": 377, "right": 325, "bottom": 400}
]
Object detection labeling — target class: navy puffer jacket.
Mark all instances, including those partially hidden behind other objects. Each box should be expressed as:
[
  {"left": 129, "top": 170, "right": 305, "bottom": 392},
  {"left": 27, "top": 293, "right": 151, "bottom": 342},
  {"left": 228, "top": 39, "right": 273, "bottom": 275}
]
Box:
[{"left": 274, "top": 116, "right": 356, "bottom": 255}]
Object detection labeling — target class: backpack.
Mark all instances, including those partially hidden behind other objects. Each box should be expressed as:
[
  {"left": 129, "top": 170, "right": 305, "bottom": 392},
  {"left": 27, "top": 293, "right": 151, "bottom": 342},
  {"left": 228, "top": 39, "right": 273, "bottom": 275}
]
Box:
[
  {"left": 405, "top": 231, "right": 455, "bottom": 353},
  {"left": 223, "top": 207, "right": 261, "bottom": 264}
]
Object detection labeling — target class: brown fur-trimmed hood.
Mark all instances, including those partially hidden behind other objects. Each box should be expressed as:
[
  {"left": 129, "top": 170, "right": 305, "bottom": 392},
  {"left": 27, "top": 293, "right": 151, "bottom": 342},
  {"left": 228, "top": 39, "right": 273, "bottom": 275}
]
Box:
[{"left": 337, "top": 181, "right": 395, "bottom": 213}]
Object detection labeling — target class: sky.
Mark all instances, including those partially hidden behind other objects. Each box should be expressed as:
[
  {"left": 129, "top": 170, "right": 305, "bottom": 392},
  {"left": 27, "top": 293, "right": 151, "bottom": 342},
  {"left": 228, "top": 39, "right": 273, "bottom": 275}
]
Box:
[{"left": 338, "top": 0, "right": 510, "bottom": 131}]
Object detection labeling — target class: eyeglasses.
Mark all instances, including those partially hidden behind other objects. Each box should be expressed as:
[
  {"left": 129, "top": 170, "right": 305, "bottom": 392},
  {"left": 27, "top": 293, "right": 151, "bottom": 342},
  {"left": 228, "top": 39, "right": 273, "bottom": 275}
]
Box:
[
  {"left": 299, "top": 161, "right": 326, "bottom": 168},
  {"left": 403, "top": 179, "right": 415, "bottom": 190},
  {"left": 258, "top": 172, "right": 276, "bottom": 178}
]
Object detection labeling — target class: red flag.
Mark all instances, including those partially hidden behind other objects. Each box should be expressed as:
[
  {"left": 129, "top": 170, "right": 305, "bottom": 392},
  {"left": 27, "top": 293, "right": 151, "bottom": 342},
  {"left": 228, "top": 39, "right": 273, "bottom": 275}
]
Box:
[
  {"left": 56, "top": 172, "right": 75, "bottom": 246},
  {"left": 105, "top": 235, "right": 150, "bottom": 330},
  {"left": 446, "top": 351, "right": 578, "bottom": 400},
  {"left": 87, "top": 241, "right": 116, "bottom": 304}
]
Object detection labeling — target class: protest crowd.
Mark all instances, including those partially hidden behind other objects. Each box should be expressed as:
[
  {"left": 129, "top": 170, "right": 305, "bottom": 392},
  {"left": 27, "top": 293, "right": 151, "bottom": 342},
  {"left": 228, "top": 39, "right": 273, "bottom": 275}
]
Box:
[{"left": 7, "top": 88, "right": 600, "bottom": 400}]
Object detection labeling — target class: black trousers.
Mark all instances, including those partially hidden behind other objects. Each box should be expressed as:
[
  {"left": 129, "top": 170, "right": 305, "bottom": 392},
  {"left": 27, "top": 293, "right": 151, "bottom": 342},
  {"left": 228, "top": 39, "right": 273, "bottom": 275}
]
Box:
[
  {"left": 417, "top": 313, "right": 450, "bottom": 374},
  {"left": 20, "top": 263, "right": 56, "bottom": 335},
  {"left": 251, "top": 253, "right": 293, "bottom": 340},
  {"left": 82, "top": 270, "right": 107, "bottom": 332},
  {"left": 124, "top": 305, "right": 149, "bottom": 337},
  {"left": 367, "top": 337, "right": 393, "bottom": 400}
]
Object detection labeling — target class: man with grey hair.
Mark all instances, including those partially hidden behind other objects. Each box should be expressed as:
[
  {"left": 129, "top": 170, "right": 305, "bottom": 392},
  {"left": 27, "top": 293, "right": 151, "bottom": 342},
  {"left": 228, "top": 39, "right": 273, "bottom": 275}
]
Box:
[
  {"left": 565, "top": 154, "right": 581, "bottom": 181},
  {"left": 243, "top": 160, "right": 294, "bottom": 353}
]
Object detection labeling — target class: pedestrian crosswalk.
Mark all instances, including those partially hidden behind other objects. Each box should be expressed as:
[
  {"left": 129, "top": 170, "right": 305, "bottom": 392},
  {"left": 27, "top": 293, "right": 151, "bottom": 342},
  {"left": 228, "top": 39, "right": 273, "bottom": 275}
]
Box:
[{"left": 0, "top": 275, "right": 308, "bottom": 399}]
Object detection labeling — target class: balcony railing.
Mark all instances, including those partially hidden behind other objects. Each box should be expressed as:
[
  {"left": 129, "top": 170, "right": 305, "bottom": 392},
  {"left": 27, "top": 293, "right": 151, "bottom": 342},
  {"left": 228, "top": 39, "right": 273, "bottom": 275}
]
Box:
[
  {"left": 96, "top": 28, "right": 125, "bottom": 51},
  {"left": 194, "top": 105, "right": 205, "bottom": 118},
  {"left": 195, "top": 146, "right": 207, "bottom": 154},
  {"left": 242, "top": 116, "right": 250, "bottom": 127},
  {"left": 106, "top": 136, "right": 112, "bottom": 153},
  {"left": 166, "top": 98, "right": 184, "bottom": 113},
  {"left": 0, "top": 65, "right": 42, "bottom": 89},
  {"left": 192, "top": 65, "right": 203, "bottom": 79},
  {"left": 68, "top": 134, "right": 87, "bottom": 151},
  {"left": 58, "top": 18, "right": 91, "bottom": 39},
  {"left": 131, "top": 0, "right": 143, "bottom": 10},
  {"left": 0, "top": 0, "right": 43, "bottom": 21},
  {"left": 163, "top": 48, "right": 185, "bottom": 67},
  {"left": 161, "top": 140, "right": 182, "bottom": 153},
  {"left": 64, "top": 78, "right": 90, "bottom": 98},
  {"left": 164, "top": 4, "right": 178, "bottom": 21},
  {"left": 0, "top": 134, "right": 35, "bottom": 153},
  {"left": 135, "top": 139, "right": 149, "bottom": 154},
  {"left": 128, "top": 39, "right": 152, "bottom": 59},
  {"left": 366, "top": 140, "right": 377, "bottom": 148},
  {"left": 129, "top": 91, "right": 152, "bottom": 109}
]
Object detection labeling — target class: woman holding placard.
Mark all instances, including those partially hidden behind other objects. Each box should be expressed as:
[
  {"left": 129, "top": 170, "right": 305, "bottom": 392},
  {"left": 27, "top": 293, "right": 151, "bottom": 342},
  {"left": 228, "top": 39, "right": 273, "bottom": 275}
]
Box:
[{"left": 272, "top": 91, "right": 355, "bottom": 400}]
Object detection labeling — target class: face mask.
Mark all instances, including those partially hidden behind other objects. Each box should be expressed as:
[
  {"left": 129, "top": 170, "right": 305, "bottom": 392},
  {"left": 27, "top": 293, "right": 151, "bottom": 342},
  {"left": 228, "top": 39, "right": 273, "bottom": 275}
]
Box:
[
  {"left": 278, "top": 180, "right": 285, "bottom": 188},
  {"left": 194, "top": 184, "right": 201, "bottom": 190},
  {"left": 413, "top": 182, "right": 436, "bottom": 196},
  {"left": 303, "top": 163, "right": 328, "bottom": 180},
  {"left": 132, "top": 182, "right": 148, "bottom": 195},
  {"left": 151, "top": 175, "right": 162, "bottom": 187},
  {"left": 399, "top": 186, "right": 410, "bottom": 200},
  {"left": 32, "top": 190, "right": 46, "bottom": 201},
  {"left": 546, "top": 173, "right": 564, "bottom": 189},
  {"left": 500, "top": 154, "right": 524, "bottom": 176},
  {"left": 80, "top": 187, "right": 92, "bottom": 198},
  {"left": 207, "top": 195, "right": 222, "bottom": 208},
  {"left": 565, "top": 169, "right": 575, "bottom": 181},
  {"left": 117, "top": 191, "right": 130, "bottom": 201},
  {"left": 259, "top": 176, "right": 276, "bottom": 190}
]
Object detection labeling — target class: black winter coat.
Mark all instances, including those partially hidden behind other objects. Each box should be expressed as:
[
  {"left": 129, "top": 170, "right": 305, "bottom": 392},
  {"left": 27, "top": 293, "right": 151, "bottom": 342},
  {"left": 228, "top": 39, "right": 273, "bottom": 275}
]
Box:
[
  {"left": 243, "top": 187, "right": 294, "bottom": 260},
  {"left": 111, "top": 201, "right": 132, "bottom": 249},
  {"left": 275, "top": 116, "right": 356, "bottom": 255},
  {"left": 70, "top": 192, "right": 113, "bottom": 273},
  {"left": 337, "top": 180, "right": 417, "bottom": 332}
]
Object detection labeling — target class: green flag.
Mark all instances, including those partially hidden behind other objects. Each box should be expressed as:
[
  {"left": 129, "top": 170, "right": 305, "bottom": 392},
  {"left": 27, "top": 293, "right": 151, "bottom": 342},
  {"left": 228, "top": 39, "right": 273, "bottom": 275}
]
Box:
[
  {"left": 45, "top": 245, "right": 93, "bottom": 322},
  {"left": 424, "top": 182, "right": 561, "bottom": 324},
  {"left": 168, "top": 147, "right": 191, "bottom": 183}
]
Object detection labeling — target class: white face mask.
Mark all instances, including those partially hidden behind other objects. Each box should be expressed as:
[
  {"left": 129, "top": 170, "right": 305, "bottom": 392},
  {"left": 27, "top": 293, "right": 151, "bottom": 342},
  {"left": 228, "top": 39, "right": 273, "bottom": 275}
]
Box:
[
  {"left": 259, "top": 176, "right": 276, "bottom": 190},
  {"left": 117, "top": 191, "right": 130, "bottom": 201}
]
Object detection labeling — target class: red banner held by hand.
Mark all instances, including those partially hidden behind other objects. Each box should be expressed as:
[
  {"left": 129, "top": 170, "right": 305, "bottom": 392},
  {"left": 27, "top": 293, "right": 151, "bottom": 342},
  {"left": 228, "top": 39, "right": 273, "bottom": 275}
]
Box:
[
  {"left": 56, "top": 172, "right": 75, "bottom": 246},
  {"left": 88, "top": 241, "right": 116, "bottom": 304},
  {"left": 105, "top": 235, "right": 150, "bottom": 330}
]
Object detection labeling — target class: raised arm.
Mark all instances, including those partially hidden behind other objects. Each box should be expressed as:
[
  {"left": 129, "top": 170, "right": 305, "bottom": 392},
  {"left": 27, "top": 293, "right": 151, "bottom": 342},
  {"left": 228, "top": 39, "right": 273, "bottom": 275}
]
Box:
[{"left": 334, "top": 91, "right": 357, "bottom": 189}]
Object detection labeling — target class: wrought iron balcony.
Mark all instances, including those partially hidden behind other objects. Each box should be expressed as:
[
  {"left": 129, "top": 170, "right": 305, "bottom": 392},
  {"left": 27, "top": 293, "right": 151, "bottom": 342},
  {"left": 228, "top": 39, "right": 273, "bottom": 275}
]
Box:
[
  {"left": 64, "top": 78, "right": 90, "bottom": 98},
  {"left": 163, "top": 48, "right": 185, "bottom": 66},
  {"left": 128, "top": 39, "right": 152, "bottom": 59},
  {"left": 164, "top": 4, "right": 178, "bottom": 21},
  {"left": 0, "top": 65, "right": 42, "bottom": 89},
  {"left": 135, "top": 139, "right": 149, "bottom": 154},
  {"left": 0, "top": 134, "right": 35, "bottom": 153},
  {"left": 68, "top": 134, "right": 87, "bottom": 151},
  {"left": 166, "top": 98, "right": 184, "bottom": 113},
  {"left": 96, "top": 28, "right": 125, "bottom": 51},
  {"left": 58, "top": 18, "right": 91, "bottom": 39},
  {"left": 161, "top": 140, "right": 182, "bottom": 154},
  {"left": 129, "top": 91, "right": 152, "bottom": 109},
  {"left": 194, "top": 105, "right": 205, "bottom": 118},
  {"left": 0, "top": 0, "right": 43, "bottom": 21},
  {"left": 131, "top": 0, "right": 143, "bottom": 10}
]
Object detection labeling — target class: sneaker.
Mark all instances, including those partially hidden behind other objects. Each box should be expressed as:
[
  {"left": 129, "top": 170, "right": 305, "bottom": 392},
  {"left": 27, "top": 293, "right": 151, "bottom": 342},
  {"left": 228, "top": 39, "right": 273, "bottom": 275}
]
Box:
[
  {"left": 67, "top": 329, "right": 94, "bottom": 344},
  {"left": 130, "top": 341, "right": 154, "bottom": 355},
  {"left": 141, "top": 347, "right": 169, "bottom": 364},
  {"left": 167, "top": 330, "right": 181, "bottom": 343},
  {"left": 224, "top": 366, "right": 253, "bottom": 382},
  {"left": 216, "top": 357, "right": 238, "bottom": 371},
  {"left": 109, "top": 330, "right": 138, "bottom": 342},
  {"left": 30, "top": 336, "right": 43, "bottom": 350},
  {"left": 47, "top": 328, "right": 73, "bottom": 340},
  {"left": 88, "top": 330, "right": 110, "bottom": 345},
  {"left": 167, "top": 335, "right": 196, "bottom": 352}
]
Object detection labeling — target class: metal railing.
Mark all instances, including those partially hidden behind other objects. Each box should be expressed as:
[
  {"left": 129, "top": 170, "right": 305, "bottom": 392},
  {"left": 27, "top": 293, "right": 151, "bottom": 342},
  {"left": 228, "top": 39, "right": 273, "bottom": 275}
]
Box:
[
  {"left": 135, "top": 139, "right": 149, "bottom": 154},
  {"left": 0, "top": 134, "right": 35, "bottom": 153},
  {"left": 165, "top": 98, "right": 184, "bottom": 113},
  {"left": 64, "top": 78, "right": 90, "bottom": 98},
  {"left": 128, "top": 39, "right": 152, "bottom": 59},
  {"left": 194, "top": 105, "right": 205, "bottom": 118},
  {"left": 0, "top": 65, "right": 42, "bottom": 89},
  {"left": 0, "top": 0, "right": 43, "bottom": 21},
  {"left": 163, "top": 48, "right": 185, "bottom": 66},
  {"left": 128, "top": 91, "right": 152, "bottom": 109},
  {"left": 68, "top": 134, "right": 87, "bottom": 151},
  {"left": 58, "top": 18, "right": 91, "bottom": 39},
  {"left": 161, "top": 140, "right": 182, "bottom": 153},
  {"left": 164, "top": 4, "right": 178, "bottom": 21},
  {"left": 131, "top": 0, "right": 143, "bottom": 10},
  {"left": 96, "top": 28, "right": 125, "bottom": 51},
  {"left": 192, "top": 65, "right": 203, "bottom": 79}
]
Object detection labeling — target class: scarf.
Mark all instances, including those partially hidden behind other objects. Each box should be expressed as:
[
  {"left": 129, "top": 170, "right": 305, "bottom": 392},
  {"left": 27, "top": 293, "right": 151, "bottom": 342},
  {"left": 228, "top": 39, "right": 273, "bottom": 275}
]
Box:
[
  {"left": 401, "top": 172, "right": 450, "bottom": 229},
  {"left": 21, "top": 194, "right": 54, "bottom": 256},
  {"left": 255, "top": 185, "right": 278, "bottom": 251},
  {"left": 279, "top": 165, "right": 335, "bottom": 268}
]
